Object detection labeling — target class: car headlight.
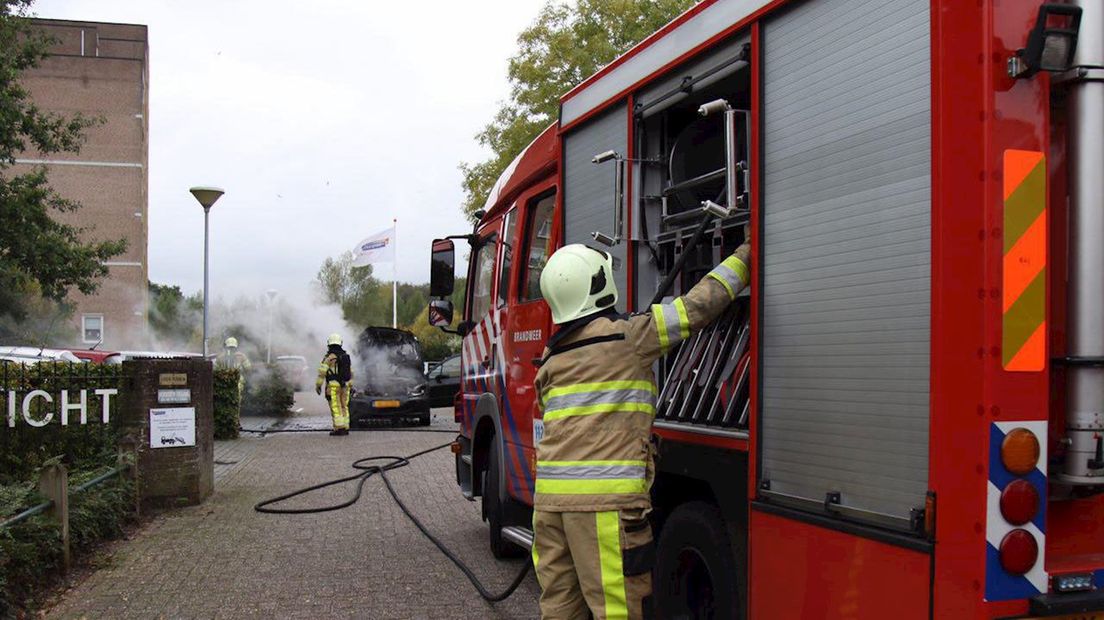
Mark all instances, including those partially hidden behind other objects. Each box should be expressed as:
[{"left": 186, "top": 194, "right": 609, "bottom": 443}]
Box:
[{"left": 411, "top": 384, "right": 426, "bottom": 397}]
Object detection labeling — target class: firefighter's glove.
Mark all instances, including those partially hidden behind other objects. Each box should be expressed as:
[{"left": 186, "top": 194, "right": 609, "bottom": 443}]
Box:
[{"left": 315, "top": 385, "right": 322, "bottom": 396}]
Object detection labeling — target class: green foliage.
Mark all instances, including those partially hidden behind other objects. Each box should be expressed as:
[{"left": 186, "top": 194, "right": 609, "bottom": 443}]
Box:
[
  {"left": 0, "top": 280, "right": 75, "bottom": 345},
  {"left": 0, "top": 1, "right": 126, "bottom": 322},
  {"left": 241, "top": 365, "right": 295, "bottom": 418},
  {"left": 212, "top": 367, "right": 240, "bottom": 440},
  {"left": 148, "top": 281, "right": 203, "bottom": 350},
  {"left": 459, "top": 0, "right": 696, "bottom": 221},
  {"left": 0, "top": 362, "right": 123, "bottom": 485},
  {"left": 313, "top": 252, "right": 433, "bottom": 330},
  {"left": 0, "top": 358, "right": 134, "bottom": 615},
  {"left": 0, "top": 465, "right": 135, "bottom": 616}
]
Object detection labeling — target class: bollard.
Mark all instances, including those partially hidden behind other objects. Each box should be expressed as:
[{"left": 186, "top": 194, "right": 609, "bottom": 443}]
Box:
[
  {"left": 117, "top": 439, "right": 141, "bottom": 518},
  {"left": 37, "top": 463, "right": 70, "bottom": 572}
]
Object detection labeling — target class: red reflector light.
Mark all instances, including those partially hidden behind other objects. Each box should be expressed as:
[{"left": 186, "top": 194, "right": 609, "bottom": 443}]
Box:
[
  {"left": 999, "top": 479, "right": 1040, "bottom": 526},
  {"left": 450, "top": 441, "right": 462, "bottom": 455},
  {"left": 999, "top": 529, "right": 1039, "bottom": 575}
]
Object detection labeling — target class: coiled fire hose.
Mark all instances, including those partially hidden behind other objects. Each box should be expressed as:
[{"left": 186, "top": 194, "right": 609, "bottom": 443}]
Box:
[{"left": 248, "top": 430, "right": 531, "bottom": 603}]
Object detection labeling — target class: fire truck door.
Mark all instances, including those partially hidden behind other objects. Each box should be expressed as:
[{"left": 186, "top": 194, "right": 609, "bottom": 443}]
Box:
[{"left": 503, "top": 191, "right": 556, "bottom": 500}]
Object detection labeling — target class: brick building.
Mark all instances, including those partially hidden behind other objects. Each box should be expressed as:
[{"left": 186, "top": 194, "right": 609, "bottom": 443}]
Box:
[{"left": 14, "top": 19, "right": 149, "bottom": 350}]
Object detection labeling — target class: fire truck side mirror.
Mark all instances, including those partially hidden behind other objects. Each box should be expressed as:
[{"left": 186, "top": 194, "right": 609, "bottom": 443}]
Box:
[
  {"left": 428, "top": 299, "right": 454, "bottom": 328},
  {"left": 430, "top": 239, "right": 455, "bottom": 298}
]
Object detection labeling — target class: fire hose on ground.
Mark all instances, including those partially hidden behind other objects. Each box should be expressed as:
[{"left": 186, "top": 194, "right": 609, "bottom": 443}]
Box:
[{"left": 245, "top": 427, "right": 532, "bottom": 603}]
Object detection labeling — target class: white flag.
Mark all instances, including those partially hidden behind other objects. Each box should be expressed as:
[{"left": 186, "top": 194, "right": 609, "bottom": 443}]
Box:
[{"left": 351, "top": 227, "right": 395, "bottom": 266}]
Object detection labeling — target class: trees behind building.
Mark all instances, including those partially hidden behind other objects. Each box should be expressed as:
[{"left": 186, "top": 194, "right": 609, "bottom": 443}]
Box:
[
  {"left": 313, "top": 251, "right": 464, "bottom": 360},
  {"left": 458, "top": 0, "right": 697, "bottom": 221}
]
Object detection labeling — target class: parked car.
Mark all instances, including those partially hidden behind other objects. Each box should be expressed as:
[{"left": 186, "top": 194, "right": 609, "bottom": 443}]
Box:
[
  {"left": 72, "top": 349, "right": 123, "bottom": 364},
  {"left": 274, "top": 355, "right": 310, "bottom": 391},
  {"left": 349, "top": 327, "right": 430, "bottom": 426},
  {"left": 425, "top": 354, "right": 461, "bottom": 408},
  {"left": 0, "top": 346, "right": 82, "bottom": 363},
  {"left": 115, "top": 350, "right": 201, "bottom": 361}
]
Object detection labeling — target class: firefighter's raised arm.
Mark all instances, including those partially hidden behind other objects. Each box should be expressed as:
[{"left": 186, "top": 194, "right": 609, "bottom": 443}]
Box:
[{"left": 626, "top": 235, "right": 750, "bottom": 363}]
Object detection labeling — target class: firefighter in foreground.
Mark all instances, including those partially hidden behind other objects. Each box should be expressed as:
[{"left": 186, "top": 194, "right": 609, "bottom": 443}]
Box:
[
  {"left": 315, "top": 333, "right": 353, "bottom": 435},
  {"left": 217, "top": 336, "right": 251, "bottom": 400},
  {"left": 532, "top": 230, "right": 750, "bottom": 619}
]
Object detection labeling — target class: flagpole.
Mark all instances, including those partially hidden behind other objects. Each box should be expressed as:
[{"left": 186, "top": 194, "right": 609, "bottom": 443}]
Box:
[{"left": 392, "top": 218, "right": 398, "bottom": 329}]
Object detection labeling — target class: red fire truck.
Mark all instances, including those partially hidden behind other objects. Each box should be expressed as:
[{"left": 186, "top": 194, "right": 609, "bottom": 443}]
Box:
[{"left": 427, "top": 0, "right": 1104, "bottom": 617}]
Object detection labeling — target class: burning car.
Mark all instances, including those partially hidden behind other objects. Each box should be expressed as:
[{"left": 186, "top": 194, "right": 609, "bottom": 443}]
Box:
[{"left": 349, "top": 327, "right": 430, "bottom": 426}]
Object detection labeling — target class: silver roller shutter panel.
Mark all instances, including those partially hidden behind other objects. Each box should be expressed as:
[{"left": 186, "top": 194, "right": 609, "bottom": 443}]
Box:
[
  {"left": 760, "top": 0, "right": 931, "bottom": 527},
  {"left": 563, "top": 105, "right": 629, "bottom": 310}
]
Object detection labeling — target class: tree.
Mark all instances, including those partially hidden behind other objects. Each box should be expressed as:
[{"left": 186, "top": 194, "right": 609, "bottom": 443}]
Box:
[
  {"left": 148, "top": 281, "right": 202, "bottom": 349},
  {"left": 313, "top": 252, "right": 390, "bottom": 328},
  {"left": 0, "top": 1, "right": 126, "bottom": 321},
  {"left": 459, "top": 0, "right": 696, "bottom": 220}
]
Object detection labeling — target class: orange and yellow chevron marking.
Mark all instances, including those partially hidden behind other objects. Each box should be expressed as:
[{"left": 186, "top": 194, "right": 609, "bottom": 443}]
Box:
[{"left": 1002, "top": 150, "right": 1046, "bottom": 372}]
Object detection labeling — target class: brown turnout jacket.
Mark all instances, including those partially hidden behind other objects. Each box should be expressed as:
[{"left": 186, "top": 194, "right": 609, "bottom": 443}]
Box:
[{"left": 533, "top": 247, "right": 750, "bottom": 512}]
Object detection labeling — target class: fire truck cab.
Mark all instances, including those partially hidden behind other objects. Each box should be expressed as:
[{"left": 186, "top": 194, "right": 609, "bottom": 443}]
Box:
[{"left": 429, "top": 1, "right": 1104, "bottom": 617}]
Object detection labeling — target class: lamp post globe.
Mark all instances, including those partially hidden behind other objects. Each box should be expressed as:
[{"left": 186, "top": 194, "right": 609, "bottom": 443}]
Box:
[
  {"left": 189, "top": 186, "right": 223, "bottom": 210},
  {"left": 189, "top": 186, "right": 225, "bottom": 358}
]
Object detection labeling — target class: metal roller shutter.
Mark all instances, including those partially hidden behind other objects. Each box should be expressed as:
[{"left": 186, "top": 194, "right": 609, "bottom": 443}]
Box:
[
  {"left": 563, "top": 105, "right": 629, "bottom": 309},
  {"left": 760, "top": 0, "right": 931, "bottom": 528}
]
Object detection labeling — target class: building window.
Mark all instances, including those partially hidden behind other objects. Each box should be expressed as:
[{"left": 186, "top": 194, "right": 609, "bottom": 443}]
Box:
[{"left": 82, "top": 315, "right": 104, "bottom": 344}]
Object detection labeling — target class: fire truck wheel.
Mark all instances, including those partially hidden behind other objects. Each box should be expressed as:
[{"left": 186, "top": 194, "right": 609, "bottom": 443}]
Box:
[
  {"left": 484, "top": 438, "right": 525, "bottom": 559},
  {"left": 654, "top": 501, "right": 740, "bottom": 620}
]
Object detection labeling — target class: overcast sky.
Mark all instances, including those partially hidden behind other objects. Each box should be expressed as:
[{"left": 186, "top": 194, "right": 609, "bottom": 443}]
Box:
[{"left": 33, "top": 0, "right": 547, "bottom": 301}]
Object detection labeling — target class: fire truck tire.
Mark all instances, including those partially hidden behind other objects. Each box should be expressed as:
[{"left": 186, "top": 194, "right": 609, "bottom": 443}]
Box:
[
  {"left": 654, "top": 501, "right": 740, "bottom": 620},
  {"left": 484, "top": 439, "right": 525, "bottom": 559}
]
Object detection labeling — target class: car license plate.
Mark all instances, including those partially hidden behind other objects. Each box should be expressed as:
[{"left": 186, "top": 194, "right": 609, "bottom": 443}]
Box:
[{"left": 374, "top": 400, "right": 400, "bottom": 408}]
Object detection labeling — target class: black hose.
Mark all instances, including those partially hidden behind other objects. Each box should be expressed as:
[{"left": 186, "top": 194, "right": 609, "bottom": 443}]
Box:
[
  {"left": 378, "top": 460, "right": 532, "bottom": 602},
  {"left": 239, "top": 426, "right": 458, "bottom": 435},
  {"left": 253, "top": 439, "right": 532, "bottom": 602},
  {"left": 650, "top": 212, "right": 716, "bottom": 305}
]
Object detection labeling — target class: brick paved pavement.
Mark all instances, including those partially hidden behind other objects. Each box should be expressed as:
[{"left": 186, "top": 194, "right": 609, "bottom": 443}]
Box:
[{"left": 45, "top": 396, "right": 540, "bottom": 619}]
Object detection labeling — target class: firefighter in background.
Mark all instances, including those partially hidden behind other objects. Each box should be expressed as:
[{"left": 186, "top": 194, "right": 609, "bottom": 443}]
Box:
[
  {"left": 217, "top": 336, "right": 252, "bottom": 400},
  {"left": 532, "top": 230, "right": 750, "bottom": 619},
  {"left": 315, "top": 333, "right": 353, "bottom": 436}
]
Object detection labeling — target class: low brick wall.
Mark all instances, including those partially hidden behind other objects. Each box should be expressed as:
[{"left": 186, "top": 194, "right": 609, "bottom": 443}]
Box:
[{"left": 117, "top": 359, "right": 214, "bottom": 508}]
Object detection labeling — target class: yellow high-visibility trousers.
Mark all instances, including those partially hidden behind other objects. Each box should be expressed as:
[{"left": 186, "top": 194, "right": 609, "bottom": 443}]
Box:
[
  {"left": 326, "top": 381, "right": 350, "bottom": 430},
  {"left": 533, "top": 508, "right": 654, "bottom": 620}
]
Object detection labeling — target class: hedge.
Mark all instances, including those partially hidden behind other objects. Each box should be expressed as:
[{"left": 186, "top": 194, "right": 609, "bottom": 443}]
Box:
[
  {"left": 240, "top": 365, "right": 294, "bottom": 418},
  {"left": 0, "top": 463, "right": 135, "bottom": 616},
  {"left": 0, "top": 362, "right": 123, "bottom": 486},
  {"left": 212, "top": 365, "right": 295, "bottom": 439},
  {"left": 0, "top": 362, "right": 135, "bottom": 616},
  {"left": 212, "top": 367, "right": 241, "bottom": 440}
]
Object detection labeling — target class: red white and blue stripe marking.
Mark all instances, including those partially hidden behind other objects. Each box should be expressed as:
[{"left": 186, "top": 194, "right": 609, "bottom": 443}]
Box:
[{"left": 985, "top": 420, "right": 1048, "bottom": 601}]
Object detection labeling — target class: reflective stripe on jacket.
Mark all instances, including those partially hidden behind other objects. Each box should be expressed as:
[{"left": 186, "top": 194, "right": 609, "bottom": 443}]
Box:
[
  {"left": 315, "top": 352, "right": 352, "bottom": 389},
  {"left": 533, "top": 248, "right": 750, "bottom": 512}
]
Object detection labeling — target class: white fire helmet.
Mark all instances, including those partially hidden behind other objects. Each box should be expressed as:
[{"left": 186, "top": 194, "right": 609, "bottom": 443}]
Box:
[
  {"left": 327, "top": 333, "right": 343, "bottom": 346},
  {"left": 224, "top": 337, "right": 238, "bottom": 349},
  {"left": 539, "top": 244, "right": 618, "bottom": 325}
]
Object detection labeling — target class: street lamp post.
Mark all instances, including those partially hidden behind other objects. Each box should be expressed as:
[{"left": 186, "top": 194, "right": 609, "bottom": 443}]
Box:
[
  {"left": 189, "top": 187, "right": 224, "bottom": 359},
  {"left": 265, "top": 289, "right": 278, "bottom": 364}
]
